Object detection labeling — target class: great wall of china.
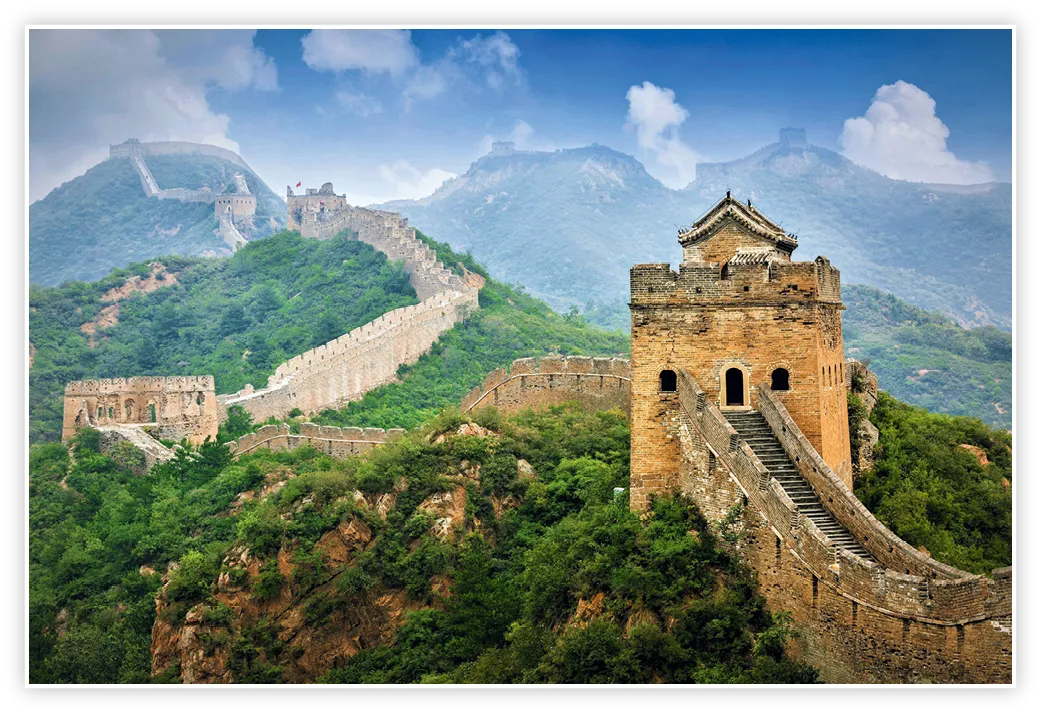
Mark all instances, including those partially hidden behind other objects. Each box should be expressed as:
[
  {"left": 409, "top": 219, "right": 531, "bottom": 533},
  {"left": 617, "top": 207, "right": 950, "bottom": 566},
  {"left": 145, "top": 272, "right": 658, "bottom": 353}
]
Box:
[
  {"left": 65, "top": 185, "right": 480, "bottom": 453},
  {"left": 110, "top": 139, "right": 258, "bottom": 251},
  {"left": 59, "top": 187, "right": 1012, "bottom": 684}
]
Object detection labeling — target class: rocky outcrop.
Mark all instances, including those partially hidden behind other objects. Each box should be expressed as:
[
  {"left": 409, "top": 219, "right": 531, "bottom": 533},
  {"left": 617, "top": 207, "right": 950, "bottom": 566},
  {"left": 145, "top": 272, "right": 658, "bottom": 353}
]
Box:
[
  {"left": 150, "top": 426, "right": 526, "bottom": 683},
  {"left": 845, "top": 358, "right": 879, "bottom": 478}
]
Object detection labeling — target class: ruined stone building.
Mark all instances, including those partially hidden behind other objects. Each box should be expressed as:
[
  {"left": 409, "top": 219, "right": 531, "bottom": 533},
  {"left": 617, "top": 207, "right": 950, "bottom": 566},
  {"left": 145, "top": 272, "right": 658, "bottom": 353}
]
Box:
[{"left": 63, "top": 376, "right": 218, "bottom": 445}]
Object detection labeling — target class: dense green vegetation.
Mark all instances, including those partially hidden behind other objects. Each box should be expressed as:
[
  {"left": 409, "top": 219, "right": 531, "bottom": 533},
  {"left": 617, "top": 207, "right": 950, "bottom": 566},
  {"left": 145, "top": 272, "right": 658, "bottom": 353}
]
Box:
[
  {"left": 843, "top": 284, "right": 1011, "bottom": 429},
  {"left": 309, "top": 231, "right": 629, "bottom": 430},
  {"left": 29, "top": 153, "right": 286, "bottom": 286},
  {"left": 29, "top": 405, "right": 815, "bottom": 684},
  {"left": 29, "top": 232, "right": 419, "bottom": 442},
  {"left": 29, "top": 431, "right": 240, "bottom": 682},
  {"left": 855, "top": 392, "right": 1012, "bottom": 574}
]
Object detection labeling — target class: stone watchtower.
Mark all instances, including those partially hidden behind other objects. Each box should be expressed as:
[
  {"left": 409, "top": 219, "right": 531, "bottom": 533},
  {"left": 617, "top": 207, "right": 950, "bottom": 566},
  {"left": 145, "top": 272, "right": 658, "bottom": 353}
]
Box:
[{"left": 629, "top": 193, "right": 851, "bottom": 510}]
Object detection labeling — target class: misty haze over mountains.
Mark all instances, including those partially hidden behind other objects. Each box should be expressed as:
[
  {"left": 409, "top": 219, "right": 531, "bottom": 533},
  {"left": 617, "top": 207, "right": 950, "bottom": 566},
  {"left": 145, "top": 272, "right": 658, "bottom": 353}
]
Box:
[{"left": 379, "top": 133, "right": 1011, "bottom": 331}]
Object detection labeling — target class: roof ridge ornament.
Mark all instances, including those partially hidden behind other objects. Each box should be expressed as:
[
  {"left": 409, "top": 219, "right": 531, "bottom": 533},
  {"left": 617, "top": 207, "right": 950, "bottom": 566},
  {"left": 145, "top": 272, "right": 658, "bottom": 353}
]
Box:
[{"left": 678, "top": 193, "right": 797, "bottom": 251}]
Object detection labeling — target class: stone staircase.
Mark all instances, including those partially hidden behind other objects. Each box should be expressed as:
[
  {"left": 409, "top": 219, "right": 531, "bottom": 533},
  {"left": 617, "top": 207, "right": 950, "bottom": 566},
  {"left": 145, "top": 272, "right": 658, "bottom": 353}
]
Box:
[{"left": 725, "top": 410, "right": 874, "bottom": 562}]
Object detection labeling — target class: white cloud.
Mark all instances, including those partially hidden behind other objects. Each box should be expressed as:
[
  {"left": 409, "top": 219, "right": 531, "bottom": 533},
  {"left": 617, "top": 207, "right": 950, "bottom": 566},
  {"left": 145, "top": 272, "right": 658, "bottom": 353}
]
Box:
[
  {"left": 378, "top": 160, "right": 456, "bottom": 200},
  {"left": 840, "top": 80, "right": 993, "bottom": 185},
  {"left": 29, "top": 29, "right": 277, "bottom": 201},
  {"left": 335, "top": 90, "right": 383, "bottom": 117},
  {"left": 452, "top": 31, "right": 522, "bottom": 90},
  {"left": 404, "top": 31, "right": 523, "bottom": 110},
  {"left": 301, "top": 30, "right": 419, "bottom": 76},
  {"left": 404, "top": 63, "right": 453, "bottom": 108},
  {"left": 301, "top": 30, "right": 523, "bottom": 113},
  {"left": 625, "top": 81, "right": 699, "bottom": 188}
]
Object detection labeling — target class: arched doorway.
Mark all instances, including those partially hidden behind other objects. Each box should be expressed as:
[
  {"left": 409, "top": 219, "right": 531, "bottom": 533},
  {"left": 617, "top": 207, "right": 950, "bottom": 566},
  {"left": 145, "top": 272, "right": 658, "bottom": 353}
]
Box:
[
  {"left": 659, "top": 369, "right": 677, "bottom": 392},
  {"left": 771, "top": 368, "right": 790, "bottom": 391},
  {"left": 725, "top": 368, "right": 745, "bottom": 406}
]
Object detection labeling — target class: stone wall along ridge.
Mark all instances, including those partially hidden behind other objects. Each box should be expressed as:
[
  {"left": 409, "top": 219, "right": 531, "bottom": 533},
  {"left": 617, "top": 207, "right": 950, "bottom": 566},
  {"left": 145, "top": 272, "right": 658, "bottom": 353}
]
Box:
[
  {"left": 459, "top": 356, "right": 631, "bottom": 415},
  {"left": 225, "top": 422, "right": 405, "bottom": 459},
  {"left": 214, "top": 200, "right": 480, "bottom": 422},
  {"left": 755, "top": 384, "right": 1011, "bottom": 623}
]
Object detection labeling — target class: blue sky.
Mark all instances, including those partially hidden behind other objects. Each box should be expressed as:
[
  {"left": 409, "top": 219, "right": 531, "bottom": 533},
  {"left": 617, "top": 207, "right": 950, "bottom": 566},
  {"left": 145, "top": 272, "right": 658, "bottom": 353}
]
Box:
[{"left": 29, "top": 28, "right": 1012, "bottom": 203}]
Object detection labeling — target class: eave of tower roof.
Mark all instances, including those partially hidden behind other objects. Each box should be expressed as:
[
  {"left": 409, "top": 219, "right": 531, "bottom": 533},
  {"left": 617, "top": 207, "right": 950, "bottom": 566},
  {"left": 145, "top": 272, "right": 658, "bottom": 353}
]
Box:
[{"left": 678, "top": 193, "right": 798, "bottom": 250}]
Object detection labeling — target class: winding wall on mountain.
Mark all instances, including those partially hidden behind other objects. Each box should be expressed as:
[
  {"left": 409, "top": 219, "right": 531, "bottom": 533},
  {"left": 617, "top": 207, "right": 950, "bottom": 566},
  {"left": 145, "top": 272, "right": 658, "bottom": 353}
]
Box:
[
  {"left": 225, "top": 422, "right": 405, "bottom": 458},
  {"left": 460, "top": 355, "right": 631, "bottom": 415},
  {"left": 669, "top": 368, "right": 1011, "bottom": 683},
  {"left": 216, "top": 201, "right": 479, "bottom": 423}
]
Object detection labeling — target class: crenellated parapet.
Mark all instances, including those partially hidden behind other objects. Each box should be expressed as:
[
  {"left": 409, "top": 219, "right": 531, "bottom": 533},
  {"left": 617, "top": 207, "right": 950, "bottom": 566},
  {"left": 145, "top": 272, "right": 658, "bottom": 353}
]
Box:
[
  {"left": 630, "top": 255, "right": 842, "bottom": 307},
  {"left": 213, "top": 193, "right": 480, "bottom": 424},
  {"left": 225, "top": 422, "right": 405, "bottom": 458},
  {"left": 63, "top": 375, "right": 218, "bottom": 444},
  {"left": 460, "top": 356, "right": 631, "bottom": 414},
  {"left": 665, "top": 368, "right": 1012, "bottom": 683}
]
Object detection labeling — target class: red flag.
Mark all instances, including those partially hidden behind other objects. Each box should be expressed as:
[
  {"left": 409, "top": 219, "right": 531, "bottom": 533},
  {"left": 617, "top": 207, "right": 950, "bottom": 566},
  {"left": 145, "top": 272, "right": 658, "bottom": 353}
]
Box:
[{"left": 295, "top": 181, "right": 301, "bottom": 187}]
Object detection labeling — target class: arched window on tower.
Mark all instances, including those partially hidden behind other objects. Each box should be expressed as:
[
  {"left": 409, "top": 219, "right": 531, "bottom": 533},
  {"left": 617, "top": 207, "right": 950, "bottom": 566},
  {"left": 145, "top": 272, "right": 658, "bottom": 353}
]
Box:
[
  {"left": 659, "top": 369, "right": 677, "bottom": 392},
  {"left": 771, "top": 368, "right": 790, "bottom": 391}
]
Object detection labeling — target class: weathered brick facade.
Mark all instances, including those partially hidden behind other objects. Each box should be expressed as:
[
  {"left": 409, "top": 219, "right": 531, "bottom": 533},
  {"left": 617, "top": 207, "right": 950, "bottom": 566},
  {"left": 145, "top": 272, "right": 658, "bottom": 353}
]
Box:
[
  {"left": 459, "top": 356, "right": 631, "bottom": 415},
  {"left": 630, "top": 193, "right": 852, "bottom": 511},
  {"left": 627, "top": 194, "right": 1012, "bottom": 683},
  {"left": 63, "top": 375, "right": 218, "bottom": 445}
]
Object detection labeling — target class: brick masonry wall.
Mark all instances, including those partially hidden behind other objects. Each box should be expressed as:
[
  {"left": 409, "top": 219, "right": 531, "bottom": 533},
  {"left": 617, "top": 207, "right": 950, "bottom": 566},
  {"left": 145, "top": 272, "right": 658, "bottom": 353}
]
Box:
[
  {"left": 217, "top": 289, "right": 478, "bottom": 423},
  {"left": 226, "top": 422, "right": 405, "bottom": 459},
  {"left": 459, "top": 356, "right": 631, "bottom": 415},
  {"left": 660, "top": 368, "right": 1012, "bottom": 683},
  {"left": 629, "top": 251, "right": 853, "bottom": 498},
  {"left": 215, "top": 200, "right": 480, "bottom": 423},
  {"left": 64, "top": 375, "right": 218, "bottom": 444}
]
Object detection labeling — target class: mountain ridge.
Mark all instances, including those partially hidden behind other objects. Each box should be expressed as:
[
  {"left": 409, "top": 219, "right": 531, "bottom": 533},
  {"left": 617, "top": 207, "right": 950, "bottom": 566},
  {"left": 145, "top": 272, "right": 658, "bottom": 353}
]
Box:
[
  {"left": 378, "top": 135, "right": 1011, "bottom": 331},
  {"left": 30, "top": 142, "right": 288, "bottom": 287}
]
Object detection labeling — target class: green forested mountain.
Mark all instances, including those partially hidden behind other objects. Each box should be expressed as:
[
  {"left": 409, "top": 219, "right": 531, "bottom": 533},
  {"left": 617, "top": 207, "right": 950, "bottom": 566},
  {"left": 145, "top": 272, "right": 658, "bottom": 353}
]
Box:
[
  {"left": 29, "top": 407, "right": 816, "bottom": 684},
  {"left": 854, "top": 392, "right": 1011, "bottom": 575},
  {"left": 380, "top": 140, "right": 1011, "bottom": 330},
  {"left": 843, "top": 285, "right": 1011, "bottom": 429},
  {"left": 28, "top": 230, "right": 629, "bottom": 443},
  {"left": 29, "top": 150, "right": 286, "bottom": 287},
  {"left": 29, "top": 232, "right": 417, "bottom": 443},
  {"left": 27, "top": 222, "right": 1011, "bottom": 684}
]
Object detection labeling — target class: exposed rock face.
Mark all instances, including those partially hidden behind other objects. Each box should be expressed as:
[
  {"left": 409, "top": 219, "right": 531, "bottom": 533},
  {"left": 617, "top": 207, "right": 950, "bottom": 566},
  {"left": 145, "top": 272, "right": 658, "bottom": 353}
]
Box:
[
  {"left": 151, "top": 514, "right": 410, "bottom": 684},
  {"left": 959, "top": 443, "right": 990, "bottom": 467},
  {"left": 846, "top": 358, "right": 880, "bottom": 478}
]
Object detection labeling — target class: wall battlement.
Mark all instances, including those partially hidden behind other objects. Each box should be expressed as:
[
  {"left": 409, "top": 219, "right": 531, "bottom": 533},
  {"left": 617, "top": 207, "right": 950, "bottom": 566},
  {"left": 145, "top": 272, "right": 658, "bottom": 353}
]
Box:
[
  {"left": 213, "top": 192, "right": 480, "bottom": 423},
  {"left": 225, "top": 422, "right": 406, "bottom": 458},
  {"left": 664, "top": 368, "right": 1011, "bottom": 682},
  {"left": 63, "top": 375, "right": 218, "bottom": 444},
  {"left": 460, "top": 356, "right": 631, "bottom": 414},
  {"left": 630, "top": 255, "right": 842, "bottom": 306}
]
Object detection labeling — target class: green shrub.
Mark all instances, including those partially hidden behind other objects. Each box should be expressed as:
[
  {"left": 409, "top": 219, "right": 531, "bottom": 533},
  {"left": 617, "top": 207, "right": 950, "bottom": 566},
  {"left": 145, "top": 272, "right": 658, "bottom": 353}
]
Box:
[
  {"left": 251, "top": 561, "right": 286, "bottom": 601},
  {"left": 166, "top": 550, "right": 217, "bottom": 603}
]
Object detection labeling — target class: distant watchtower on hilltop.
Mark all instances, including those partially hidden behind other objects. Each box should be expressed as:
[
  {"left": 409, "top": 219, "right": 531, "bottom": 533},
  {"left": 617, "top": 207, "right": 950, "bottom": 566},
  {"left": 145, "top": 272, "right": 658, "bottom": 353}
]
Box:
[
  {"left": 286, "top": 182, "right": 348, "bottom": 232},
  {"left": 629, "top": 192, "right": 851, "bottom": 510},
  {"left": 779, "top": 127, "right": 807, "bottom": 149}
]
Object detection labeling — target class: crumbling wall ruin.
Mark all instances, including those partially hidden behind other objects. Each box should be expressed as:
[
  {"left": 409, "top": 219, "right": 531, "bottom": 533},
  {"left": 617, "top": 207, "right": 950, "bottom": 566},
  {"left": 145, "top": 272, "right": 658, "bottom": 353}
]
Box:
[{"left": 63, "top": 376, "right": 218, "bottom": 445}]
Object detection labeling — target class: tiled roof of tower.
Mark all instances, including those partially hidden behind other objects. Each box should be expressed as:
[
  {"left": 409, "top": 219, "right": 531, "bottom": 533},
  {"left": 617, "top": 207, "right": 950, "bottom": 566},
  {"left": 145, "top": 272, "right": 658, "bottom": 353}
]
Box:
[
  {"left": 679, "top": 192, "right": 798, "bottom": 251},
  {"left": 727, "top": 247, "right": 784, "bottom": 266}
]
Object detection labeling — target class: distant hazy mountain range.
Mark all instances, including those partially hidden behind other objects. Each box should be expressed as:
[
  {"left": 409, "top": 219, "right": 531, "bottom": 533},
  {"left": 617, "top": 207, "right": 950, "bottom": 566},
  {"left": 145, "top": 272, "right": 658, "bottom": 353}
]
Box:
[
  {"left": 30, "top": 144, "right": 286, "bottom": 286},
  {"left": 379, "top": 136, "right": 1011, "bottom": 330}
]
